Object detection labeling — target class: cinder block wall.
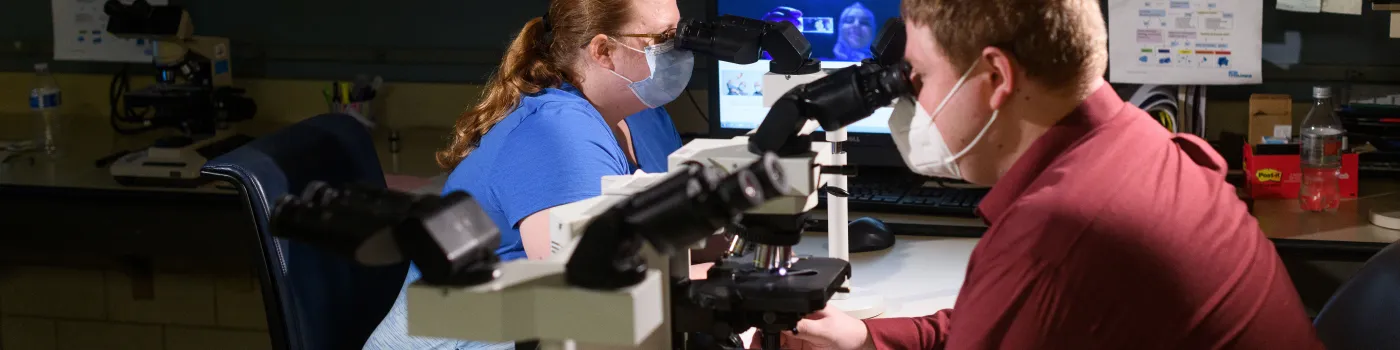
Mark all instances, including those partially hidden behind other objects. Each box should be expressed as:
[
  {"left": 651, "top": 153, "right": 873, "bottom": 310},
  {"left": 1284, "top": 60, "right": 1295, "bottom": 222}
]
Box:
[{"left": 0, "top": 266, "right": 270, "bottom": 350}]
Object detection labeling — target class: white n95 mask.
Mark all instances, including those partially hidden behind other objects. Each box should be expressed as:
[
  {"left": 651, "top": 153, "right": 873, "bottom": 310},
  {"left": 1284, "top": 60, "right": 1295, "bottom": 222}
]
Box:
[{"left": 887, "top": 63, "right": 999, "bottom": 180}]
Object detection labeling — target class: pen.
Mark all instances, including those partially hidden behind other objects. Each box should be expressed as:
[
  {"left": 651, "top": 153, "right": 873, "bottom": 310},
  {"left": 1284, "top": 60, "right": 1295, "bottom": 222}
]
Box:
[{"left": 340, "top": 82, "right": 352, "bottom": 104}]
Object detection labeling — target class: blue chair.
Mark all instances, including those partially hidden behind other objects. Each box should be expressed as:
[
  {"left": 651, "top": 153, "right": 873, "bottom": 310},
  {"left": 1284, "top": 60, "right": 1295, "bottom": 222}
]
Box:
[
  {"left": 1312, "top": 240, "right": 1400, "bottom": 350},
  {"left": 202, "top": 113, "right": 409, "bottom": 350}
]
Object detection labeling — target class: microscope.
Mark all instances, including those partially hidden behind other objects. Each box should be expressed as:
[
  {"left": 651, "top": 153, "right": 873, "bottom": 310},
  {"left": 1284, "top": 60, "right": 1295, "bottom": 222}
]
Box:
[
  {"left": 103, "top": 0, "right": 256, "bottom": 187},
  {"left": 677, "top": 17, "right": 913, "bottom": 320},
  {"left": 264, "top": 15, "right": 915, "bottom": 350},
  {"left": 272, "top": 155, "right": 806, "bottom": 350}
]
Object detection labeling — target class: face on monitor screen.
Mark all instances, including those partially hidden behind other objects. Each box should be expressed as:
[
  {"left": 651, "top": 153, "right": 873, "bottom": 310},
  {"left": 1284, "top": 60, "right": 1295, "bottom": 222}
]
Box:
[{"left": 716, "top": 0, "right": 900, "bottom": 135}]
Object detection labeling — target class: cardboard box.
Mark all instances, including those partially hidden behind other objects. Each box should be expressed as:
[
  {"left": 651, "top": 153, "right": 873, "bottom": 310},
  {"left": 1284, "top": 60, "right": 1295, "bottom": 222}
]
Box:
[
  {"left": 1249, "top": 94, "right": 1293, "bottom": 145},
  {"left": 1243, "top": 144, "right": 1358, "bottom": 200},
  {"left": 1391, "top": 12, "right": 1400, "bottom": 39}
]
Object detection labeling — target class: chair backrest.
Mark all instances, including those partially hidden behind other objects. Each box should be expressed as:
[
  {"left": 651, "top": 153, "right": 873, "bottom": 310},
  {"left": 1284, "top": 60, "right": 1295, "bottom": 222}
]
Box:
[
  {"left": 1313, "top": 240, "right": 1400, "bottom": 350},
  {"left": 202, "top": 113, "right": 409, "bottom": 350}
]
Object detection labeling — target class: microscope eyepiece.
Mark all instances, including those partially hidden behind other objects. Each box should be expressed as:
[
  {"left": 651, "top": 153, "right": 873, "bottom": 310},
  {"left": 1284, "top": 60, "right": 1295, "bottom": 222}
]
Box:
[
  {"left": 713, "top": 152, "right": 786, "bottom": 217},
  {"left": 870, "top": 18, "right": 907, "bottom": 67},
  {"left": 802, "top": 60, "right": 914, "bottom": 132},
  {"left": 270, "top": 181, "right": 503, "bottom": 286},
  {"left": 620, "top": 157, "right": 784, "bottom": 257},
  {"left": 677, "top": 17, "right": 763, "bottom": 65},
  {"left": 676, "top": 15, "right": 821, "bottom": 75},
  {"left": 270, "top": 182, "right": 407, "bottom": 266}
]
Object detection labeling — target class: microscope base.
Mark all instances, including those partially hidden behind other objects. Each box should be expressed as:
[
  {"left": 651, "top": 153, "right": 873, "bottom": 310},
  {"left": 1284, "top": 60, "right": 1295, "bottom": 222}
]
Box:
[
  {"left": 110, "top": 131, "right": 253, "bottom": 188},
  {"left": 829, "top": 287, "right": 886, "bottom": 319}
]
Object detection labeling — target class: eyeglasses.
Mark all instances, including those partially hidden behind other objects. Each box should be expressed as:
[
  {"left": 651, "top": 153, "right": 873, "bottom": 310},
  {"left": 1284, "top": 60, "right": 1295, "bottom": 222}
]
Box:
[{"left": 616, "top": 28, "right": 677, "bottom": 46}]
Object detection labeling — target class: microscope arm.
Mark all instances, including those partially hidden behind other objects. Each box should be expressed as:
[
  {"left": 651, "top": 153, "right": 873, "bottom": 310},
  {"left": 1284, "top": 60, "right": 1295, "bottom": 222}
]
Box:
[{"left": 748, "top": 61, "right": 914, "bottom": 156}]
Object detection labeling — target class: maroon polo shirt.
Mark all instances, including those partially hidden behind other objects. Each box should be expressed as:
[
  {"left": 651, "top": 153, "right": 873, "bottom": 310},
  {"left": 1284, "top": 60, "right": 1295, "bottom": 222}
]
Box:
[{"left": 863, "top": 85, "right": 1323, "bottom": 349}]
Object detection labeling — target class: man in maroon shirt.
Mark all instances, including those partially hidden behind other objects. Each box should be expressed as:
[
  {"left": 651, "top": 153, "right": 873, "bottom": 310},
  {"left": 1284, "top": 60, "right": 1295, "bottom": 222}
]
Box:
[{"left": 777, "top": 0, "right": 1325, "bottom": 349}]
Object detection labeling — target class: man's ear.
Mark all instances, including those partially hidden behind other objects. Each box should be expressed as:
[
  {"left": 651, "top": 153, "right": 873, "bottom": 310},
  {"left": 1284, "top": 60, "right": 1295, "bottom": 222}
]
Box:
[
  {"left": 980, "top": 46, "right": 1017, "bottom": 111},
  {"left": 586, "top": 34, "right": 614, "bottom": 71}
]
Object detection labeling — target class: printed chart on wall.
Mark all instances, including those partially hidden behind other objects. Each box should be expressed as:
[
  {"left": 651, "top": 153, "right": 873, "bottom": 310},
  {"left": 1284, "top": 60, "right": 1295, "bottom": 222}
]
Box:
[
  {"left": 52, "top": 0, "right": 168, "bottom": 62},
  {"left": 1108, "top": 0, "right": 1263, "bottom": 85}
]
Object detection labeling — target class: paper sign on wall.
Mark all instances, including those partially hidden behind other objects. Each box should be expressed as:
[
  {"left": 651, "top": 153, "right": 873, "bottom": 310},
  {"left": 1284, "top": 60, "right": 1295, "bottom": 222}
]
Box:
[
  {"left": 1108, "top": 0, "right": 1264, "bottom": 85},
  {"left": 1278, "top": 0, "right": 1322, "bottom": 13},
  {"left": 1321, "top": 0, "right": 1363, "bottom": 15},
  {"left": 51, "top": 0, "right": 168, "bottom": 62}
]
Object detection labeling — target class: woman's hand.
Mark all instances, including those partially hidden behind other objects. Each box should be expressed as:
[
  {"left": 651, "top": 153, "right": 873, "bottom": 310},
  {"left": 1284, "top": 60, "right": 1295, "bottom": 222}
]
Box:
[{"left": 750, "top": 306, "right": 876, "bottom": 350}]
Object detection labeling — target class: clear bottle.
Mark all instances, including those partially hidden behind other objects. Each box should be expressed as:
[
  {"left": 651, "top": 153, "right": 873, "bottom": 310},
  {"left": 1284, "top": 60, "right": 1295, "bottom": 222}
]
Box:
[
  {"left": 29, "top": 63, "right": 63, "bottom": 156},
  {"left": 1299, "top": 86, "right": 1345, "bottom": 212}
]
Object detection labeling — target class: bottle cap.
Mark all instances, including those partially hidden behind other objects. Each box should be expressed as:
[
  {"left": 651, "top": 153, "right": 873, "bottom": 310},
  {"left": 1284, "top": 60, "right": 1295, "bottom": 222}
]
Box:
[{"left": 1313, "top": 86, "right": 1332, "bottom": 99}]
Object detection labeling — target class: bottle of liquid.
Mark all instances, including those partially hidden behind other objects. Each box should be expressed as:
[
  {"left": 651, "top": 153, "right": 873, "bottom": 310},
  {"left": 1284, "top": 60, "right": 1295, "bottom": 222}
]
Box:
[
  {"left": 1299, "top": 86, "right": 1345, "bottom": 212},
  {"left": 29, "top": 63, "right": 63, "bottom": 156}
]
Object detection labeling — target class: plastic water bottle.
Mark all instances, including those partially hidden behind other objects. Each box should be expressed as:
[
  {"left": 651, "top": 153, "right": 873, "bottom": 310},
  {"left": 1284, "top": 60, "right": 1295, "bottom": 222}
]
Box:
[
  {"left": 29, "top": 63, "right": 63, "bottom": 156},
  {"left": 1299, "top": 86, "right": 1345, "bottom": 212}
]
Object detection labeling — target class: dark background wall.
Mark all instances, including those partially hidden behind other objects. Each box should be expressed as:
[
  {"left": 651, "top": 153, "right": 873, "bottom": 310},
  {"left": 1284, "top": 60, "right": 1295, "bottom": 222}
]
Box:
[
  {"left": 0, "top": 0, "right": 710, "bottom": 84},
  {"left": 1, "top": 0, "right": 1397, "bottom": 101}
]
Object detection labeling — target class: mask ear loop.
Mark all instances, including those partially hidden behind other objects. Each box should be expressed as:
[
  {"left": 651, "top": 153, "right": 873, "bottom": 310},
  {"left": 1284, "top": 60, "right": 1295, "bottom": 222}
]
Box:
[
  {"left": 927, "top": 63, "right": 980, "bottom": 123},
  {"left": 926, "top": 61, "right": 1001, "bottom": 164},
  {"left": 944, "top": 110, "right": 999, "bottom": 162},
  {"left": 607, "top": 37, "right": 647, "bottom": 54},
  {"left": 604, "top": 36, "right": 651, "bottom": 84}
]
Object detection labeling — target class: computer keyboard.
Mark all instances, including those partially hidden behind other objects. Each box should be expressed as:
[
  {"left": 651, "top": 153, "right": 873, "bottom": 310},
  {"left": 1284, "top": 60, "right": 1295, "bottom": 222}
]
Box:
[{"left": 818, "top": 175, "right": 989, "bottom": 218}]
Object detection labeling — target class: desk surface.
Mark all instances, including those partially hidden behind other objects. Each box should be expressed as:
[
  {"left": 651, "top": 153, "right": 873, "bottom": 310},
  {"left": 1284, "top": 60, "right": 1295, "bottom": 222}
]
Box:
[
  {"left": 1254, "top": 179, "right": 1400, "bottom": 246},
  {"left": 793, "top": 233, "right": 974, "bottom": 318},
  {"left": 0, "top": 115, "right": 447, "bottom": 194}
]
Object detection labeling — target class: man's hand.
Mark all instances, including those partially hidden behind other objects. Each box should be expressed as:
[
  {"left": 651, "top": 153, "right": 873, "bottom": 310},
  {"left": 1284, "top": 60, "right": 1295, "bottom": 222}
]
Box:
[
  {"left": 751, "top": 305, "right": 876, "bottom": 350},
  {"left": 690, "top": 262, "right": 715, "bottom": 280}
]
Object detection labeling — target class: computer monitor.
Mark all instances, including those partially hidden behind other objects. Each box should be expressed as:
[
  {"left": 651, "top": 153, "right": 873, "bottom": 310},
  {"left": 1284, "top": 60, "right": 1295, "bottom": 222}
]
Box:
[{"left": 708, "top": 0, "right": 906, "bottom": 167}]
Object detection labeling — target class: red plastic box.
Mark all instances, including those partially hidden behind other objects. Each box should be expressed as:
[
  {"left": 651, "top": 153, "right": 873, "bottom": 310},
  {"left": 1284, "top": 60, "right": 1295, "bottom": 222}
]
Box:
[{"left": 1243, "top": 144, "right": 1359, "bottom": 200}]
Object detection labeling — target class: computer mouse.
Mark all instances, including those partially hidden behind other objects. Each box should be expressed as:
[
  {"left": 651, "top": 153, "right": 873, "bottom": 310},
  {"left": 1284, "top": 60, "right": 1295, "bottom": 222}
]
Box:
[{"left": 848, "top": 217, "right": 895, "bottom": 253}]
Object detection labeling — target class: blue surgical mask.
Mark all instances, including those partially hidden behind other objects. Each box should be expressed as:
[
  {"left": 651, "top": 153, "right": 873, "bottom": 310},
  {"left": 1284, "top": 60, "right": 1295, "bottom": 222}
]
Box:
[{"left": 607, "top": 39, "right": 694, "bottom": 108}]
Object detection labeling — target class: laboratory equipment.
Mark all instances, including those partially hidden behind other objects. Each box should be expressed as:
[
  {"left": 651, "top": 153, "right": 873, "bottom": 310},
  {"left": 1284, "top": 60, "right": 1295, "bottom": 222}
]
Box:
[
  {"left": 1337, "top": 105, "right": 1400, "bottom": 174},
  {"left": 265, "top": 12, "right": 923, "bottom": 349},
  {"left": 746, "top": 17, "right": 912, "bottom": 319},
  {"left": 102, "top": 0, "right": 257, "bottom": 187},
  {"left": 270, "top": 155, "right": 852, "bottom": 350},
  {"left": 29, "top": 63, "right": 63, "bottom": 157},
  {"left": 1300, "top": 86, "right": 1346, "bottom": 212}
]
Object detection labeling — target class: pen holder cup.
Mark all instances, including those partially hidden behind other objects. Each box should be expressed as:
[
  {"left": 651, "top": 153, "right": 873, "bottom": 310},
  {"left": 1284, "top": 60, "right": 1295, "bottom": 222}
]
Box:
[{"left": 331, "top": 101, "right": 375, "bottom": 128}]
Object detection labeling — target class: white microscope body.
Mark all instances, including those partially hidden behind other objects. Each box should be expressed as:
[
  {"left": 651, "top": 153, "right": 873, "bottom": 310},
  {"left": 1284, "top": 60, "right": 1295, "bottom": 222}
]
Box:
[{"left": 402, "top": 137, "right": 833, "bottom": 349}]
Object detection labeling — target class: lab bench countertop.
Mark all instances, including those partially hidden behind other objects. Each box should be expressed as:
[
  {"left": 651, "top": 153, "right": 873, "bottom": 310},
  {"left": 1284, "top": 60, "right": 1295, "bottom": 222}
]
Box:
[
  {"left": 1254, "top": 179, "right": 1400, "bottom": 248},
  {"left": 0, "top": 114, "right": 448, "bottom": 195},
  {"left": 794, "top": 232, "right": 974, "bottom": 318}
]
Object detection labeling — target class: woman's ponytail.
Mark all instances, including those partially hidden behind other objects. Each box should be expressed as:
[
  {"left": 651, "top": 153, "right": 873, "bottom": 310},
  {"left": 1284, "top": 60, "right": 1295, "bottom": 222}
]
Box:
[
  {"left": 437, "top": 0, "right": 632, "bottom": 170},
  {"left": 437, "top": 17, "right": 565, "bottom": 170}
]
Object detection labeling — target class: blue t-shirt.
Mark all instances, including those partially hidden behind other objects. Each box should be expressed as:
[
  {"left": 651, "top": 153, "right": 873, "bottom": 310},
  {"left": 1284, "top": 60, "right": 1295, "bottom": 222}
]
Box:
[{"left": 444, "top": 84, "right": 682, "bottom": 262}]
